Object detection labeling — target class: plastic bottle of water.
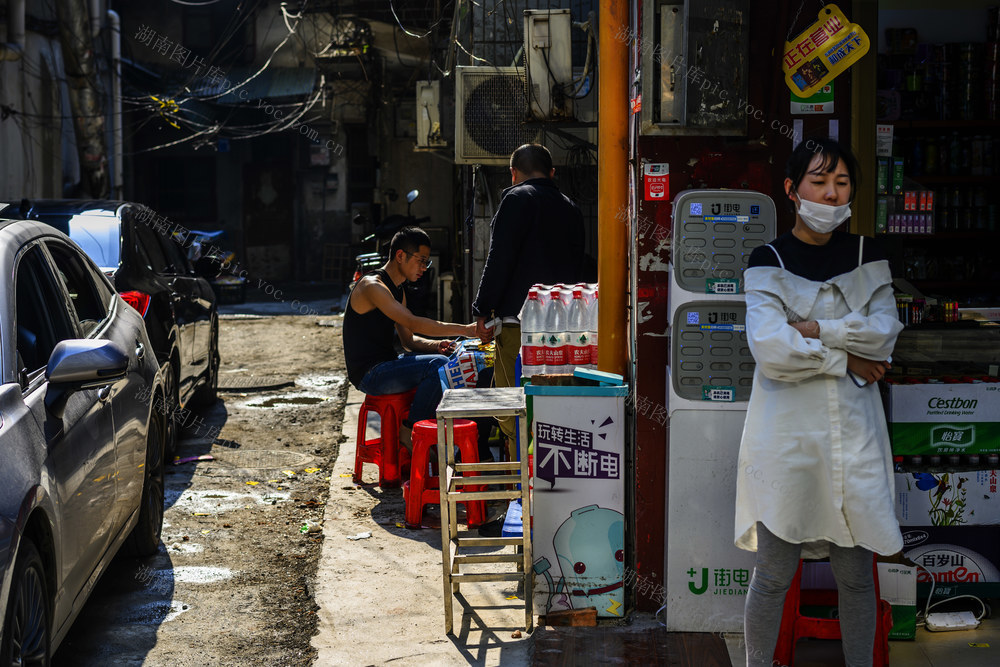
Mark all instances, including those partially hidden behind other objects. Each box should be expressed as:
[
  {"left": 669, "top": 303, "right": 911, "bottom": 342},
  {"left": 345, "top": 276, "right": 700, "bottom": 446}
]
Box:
[
  {"left": 535, "top": 284, "right": 553, "bottom": 311},
  {"left": 520, "top": 288, "right": 546, "bottom": 379},
  {"left": 567, "top": 289, "right": 592, "bottom": 370},
  {"left": 544, "top": 289, "right": 570, "bottom": 374}
]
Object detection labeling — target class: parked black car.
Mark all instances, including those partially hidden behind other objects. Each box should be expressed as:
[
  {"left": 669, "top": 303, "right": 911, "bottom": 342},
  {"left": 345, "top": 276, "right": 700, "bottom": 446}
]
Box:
[
  {"left": 2, "top": 200, "right": 220, "bottom": 455},
  {"left": 0, "top": 214, "right": 166, "bottom": 661}
]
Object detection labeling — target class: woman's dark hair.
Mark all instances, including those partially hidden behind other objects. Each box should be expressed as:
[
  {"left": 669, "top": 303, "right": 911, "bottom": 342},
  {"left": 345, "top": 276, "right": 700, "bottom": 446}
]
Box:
[
  {"left": 389, "top": 226, "right": 431, "bottom": 261},
  {"left": 786, "top": 137, "right": 860, "bottom": 204}
]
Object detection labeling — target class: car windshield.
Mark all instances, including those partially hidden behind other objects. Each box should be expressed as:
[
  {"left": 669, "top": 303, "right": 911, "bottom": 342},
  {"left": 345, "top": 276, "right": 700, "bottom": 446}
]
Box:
[{"left": 42, "top": 211, "right": 121, "bottom": 272}]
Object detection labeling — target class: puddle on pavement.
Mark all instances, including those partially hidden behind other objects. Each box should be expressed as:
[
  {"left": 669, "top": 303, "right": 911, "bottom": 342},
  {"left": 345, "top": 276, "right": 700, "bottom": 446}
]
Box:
[
  {"left": 210, "top": 449, "right": 315, "bottom": 470},
  {"left": 253, "top": 395, "right": 328, "bottom": 407},
  {"left": 295, "top": 373, "right": 346, "bottom": 391},
  {"left": 120, "top": 600, "right": 190, "bottom": 625},
  {"left": 168, "top": 488, "right": 290, "bottom": 513},
  {"left": 172, "top": 566, "right": 234, "bottom": 584},
  {"left": 240, "top": 390, "right": 331, "bottom": 409}
]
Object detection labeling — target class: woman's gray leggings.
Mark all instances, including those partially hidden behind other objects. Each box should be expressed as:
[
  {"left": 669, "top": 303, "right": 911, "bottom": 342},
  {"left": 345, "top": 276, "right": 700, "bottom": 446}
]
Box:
[{"left": 744, "top": 523, "right": 876, "bottom": 667}]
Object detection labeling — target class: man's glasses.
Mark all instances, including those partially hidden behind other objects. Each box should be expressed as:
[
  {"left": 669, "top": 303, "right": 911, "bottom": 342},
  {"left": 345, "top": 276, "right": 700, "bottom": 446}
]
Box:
[{"left": 406, "top": 252, "right": 433, "bottom": 268}]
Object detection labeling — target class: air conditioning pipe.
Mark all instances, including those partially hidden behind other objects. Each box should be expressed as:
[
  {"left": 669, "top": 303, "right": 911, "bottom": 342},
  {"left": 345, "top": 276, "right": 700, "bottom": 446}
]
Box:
[
  {"left": 91, "top": 0, "right": 101, "bottom": 37},
  {"left": 108, "top": 8, "right": 123, "bottom": 198},
  {"left": 0, "top": 0, "right": 26, "bottom": 62}
]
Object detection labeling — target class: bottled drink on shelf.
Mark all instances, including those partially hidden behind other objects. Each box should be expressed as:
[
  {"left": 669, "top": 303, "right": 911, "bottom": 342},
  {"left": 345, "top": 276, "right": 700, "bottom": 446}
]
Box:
[
  {"left": 520, "top": 288, "right": 545, "bottom": 378},
  {"left": 924, "top": 138, "right": 939, "bottom": 175},
  {"left": 972, "top": 135, "right": 985, "bottom": 176},
  {"left": 937, "top": 135, "right": 949, "bottom": 175},
  {"left": 948, "top": 132, "right": 961, "bottom": 176},
  {"left": 543, "top": 289, "right": 571, "bottom": 374}
]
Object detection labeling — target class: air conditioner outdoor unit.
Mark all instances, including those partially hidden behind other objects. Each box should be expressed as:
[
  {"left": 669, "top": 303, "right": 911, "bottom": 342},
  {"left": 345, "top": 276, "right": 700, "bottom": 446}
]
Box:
[
  {"left": 524, "top": 9, "right": 574, "bottom": 120},
  {"left": 454, "top": 66, "right": 540, "bottom": 165},
  {"left": 415, "top": 80, "right": 447, "bottom": 148}
]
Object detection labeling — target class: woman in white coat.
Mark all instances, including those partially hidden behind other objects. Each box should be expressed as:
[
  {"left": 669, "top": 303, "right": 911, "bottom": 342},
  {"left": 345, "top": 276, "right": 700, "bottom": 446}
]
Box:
[{"left": 736, "top": 138, "right": 903, "bottom": 667}]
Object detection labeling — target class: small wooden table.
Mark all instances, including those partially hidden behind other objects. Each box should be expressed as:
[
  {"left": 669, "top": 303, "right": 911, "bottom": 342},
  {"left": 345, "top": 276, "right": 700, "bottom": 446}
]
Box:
[{"left": 435, "top": 387, "right": 533, "bottom": 634}]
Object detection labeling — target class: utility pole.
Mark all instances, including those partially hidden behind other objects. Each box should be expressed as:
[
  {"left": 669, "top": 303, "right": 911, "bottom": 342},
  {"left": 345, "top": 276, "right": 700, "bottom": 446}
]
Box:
[{"left": 56, "top": 0, "right": 109, "bottom": 197}]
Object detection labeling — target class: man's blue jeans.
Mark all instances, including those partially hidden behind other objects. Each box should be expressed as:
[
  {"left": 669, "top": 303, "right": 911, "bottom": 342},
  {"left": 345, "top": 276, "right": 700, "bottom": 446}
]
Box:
[{"left": 356, "top": 353, "right": 448, "bottom": 427}]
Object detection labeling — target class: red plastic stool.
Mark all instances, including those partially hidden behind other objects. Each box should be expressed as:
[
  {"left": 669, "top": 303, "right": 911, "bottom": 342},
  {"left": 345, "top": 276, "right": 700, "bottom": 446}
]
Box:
[
  {"left": 403, "top": 419, "right": 486, "bottom": 528},
  {"left": 773, "top": 556, "right": 893, "bottom": 667},
  {"left": 353, "top": 389, "right": 416, "bottom": 487}
]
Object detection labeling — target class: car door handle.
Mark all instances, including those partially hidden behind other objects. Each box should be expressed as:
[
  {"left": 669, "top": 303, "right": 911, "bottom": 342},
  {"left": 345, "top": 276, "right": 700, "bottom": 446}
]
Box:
[
  {"left": 135, "top": 342, "right": 145, "bottom": 361},
  {"left": 98, "top": 385, "right": 112, "bottom": 401}
]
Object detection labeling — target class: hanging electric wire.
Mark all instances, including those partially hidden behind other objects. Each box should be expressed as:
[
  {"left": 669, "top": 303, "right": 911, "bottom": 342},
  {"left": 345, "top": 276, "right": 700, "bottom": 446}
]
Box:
[
  {"left": 187, "top": 1, "right": 308, "bottom": 102},
  {"left": 388, "top": 0, "right": 447, "bottom": 39}
]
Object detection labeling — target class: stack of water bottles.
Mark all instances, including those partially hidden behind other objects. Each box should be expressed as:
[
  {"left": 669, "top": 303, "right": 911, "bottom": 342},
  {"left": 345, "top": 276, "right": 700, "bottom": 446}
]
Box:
[{"left": 519, "top": 283, "right": 599, "bottom": 378}]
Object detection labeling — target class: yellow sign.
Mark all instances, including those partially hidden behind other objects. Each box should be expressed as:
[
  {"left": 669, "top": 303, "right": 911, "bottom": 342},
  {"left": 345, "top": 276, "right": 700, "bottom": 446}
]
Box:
[{"left": 782, "top": 4, "right": 870, "bottom": 98}]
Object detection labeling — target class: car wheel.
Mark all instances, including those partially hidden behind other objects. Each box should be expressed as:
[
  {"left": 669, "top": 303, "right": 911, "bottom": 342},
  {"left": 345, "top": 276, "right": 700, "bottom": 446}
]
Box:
[
  {"left": 125, "top": 407, "right": 165, "bottom": 557},
  {"left": 0, "top": 538, "right": 50, "bottom": 666},
  {"left": 191, "top": 320, "right": 219, "bottom": 407}
]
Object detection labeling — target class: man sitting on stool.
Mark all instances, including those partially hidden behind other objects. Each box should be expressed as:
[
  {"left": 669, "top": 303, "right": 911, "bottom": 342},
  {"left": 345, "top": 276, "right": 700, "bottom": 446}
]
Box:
[{"left": 343, "top": 226, "right": 476, "bottom": 447}]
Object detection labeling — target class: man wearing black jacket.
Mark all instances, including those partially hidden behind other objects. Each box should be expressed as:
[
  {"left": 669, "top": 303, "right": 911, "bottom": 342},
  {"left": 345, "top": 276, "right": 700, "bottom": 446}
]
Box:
[{"left": 472, "top": 143, "right": 585, "bottom": 443}]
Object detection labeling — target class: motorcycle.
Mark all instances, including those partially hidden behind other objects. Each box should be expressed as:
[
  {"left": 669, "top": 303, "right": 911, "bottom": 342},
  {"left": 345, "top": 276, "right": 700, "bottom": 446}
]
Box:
[{"left": 350, "top": 190, "right": 436, "bottom": 317}]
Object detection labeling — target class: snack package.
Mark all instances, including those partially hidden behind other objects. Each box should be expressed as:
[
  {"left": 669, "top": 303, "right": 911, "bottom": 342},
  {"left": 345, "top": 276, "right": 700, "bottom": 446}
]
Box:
[{"left": 438, "top": 340, "right": 495, "bottom": 389}]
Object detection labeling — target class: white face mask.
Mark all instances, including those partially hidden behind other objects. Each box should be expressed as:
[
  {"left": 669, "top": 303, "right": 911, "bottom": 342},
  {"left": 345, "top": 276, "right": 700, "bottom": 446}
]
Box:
[{"left": 795, "top": 194, "right": 852, "bottom": 234}]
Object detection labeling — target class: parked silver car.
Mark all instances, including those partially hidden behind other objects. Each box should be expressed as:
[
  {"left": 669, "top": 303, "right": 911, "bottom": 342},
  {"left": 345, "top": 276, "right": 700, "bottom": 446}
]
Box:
[{"left": 0, "top": 216, "right": 166, "bottom": 662}]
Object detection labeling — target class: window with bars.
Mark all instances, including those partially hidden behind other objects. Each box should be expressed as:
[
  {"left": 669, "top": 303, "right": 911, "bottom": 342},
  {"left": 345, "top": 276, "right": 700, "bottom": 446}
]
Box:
[{"left": 467, "top": 0, "right": 597, "bottom": 67}]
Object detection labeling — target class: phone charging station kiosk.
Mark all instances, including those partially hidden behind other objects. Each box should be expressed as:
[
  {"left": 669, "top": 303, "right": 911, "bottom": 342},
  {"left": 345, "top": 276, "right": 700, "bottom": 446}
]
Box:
[{"left": 664, "top": 190, "right": 776, "bottom": 632}]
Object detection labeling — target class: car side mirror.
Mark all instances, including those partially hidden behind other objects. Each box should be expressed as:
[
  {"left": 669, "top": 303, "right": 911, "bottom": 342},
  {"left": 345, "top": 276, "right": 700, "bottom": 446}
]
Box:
[{"left": 45, "top": 339, "right": 129, "bottom": 419}]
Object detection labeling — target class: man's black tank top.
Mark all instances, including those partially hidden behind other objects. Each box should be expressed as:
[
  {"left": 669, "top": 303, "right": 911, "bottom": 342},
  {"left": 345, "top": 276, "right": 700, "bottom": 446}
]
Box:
[{"left": 343, "top": 269, "right": 404, "bottom": 388}]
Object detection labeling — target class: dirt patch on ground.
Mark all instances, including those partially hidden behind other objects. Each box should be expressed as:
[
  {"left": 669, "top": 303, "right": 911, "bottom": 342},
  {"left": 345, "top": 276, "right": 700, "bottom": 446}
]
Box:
[{"left": 53, "top": 314, "right": 348, "bottom": 666}]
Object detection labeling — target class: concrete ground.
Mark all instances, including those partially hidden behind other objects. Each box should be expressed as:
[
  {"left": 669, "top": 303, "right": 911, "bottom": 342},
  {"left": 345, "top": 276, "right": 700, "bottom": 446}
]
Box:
[
  {"left": 307, "top": 306, "right": 1000, "bottom": 667},
  {"left": 310, "top": 386, "right": 533, "bottom": 666}
]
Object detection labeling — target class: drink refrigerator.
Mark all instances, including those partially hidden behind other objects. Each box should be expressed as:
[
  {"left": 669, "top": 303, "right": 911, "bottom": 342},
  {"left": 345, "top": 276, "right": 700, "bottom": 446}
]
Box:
[{"left": 664, "top": 190, "right": 775, "bottom": 632}]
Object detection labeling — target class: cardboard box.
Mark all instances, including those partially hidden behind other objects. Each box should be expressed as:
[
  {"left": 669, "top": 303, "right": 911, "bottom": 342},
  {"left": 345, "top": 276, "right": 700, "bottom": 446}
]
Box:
[
  {"left": 887, "top": 382, "right": 1000, "bottom": 456},
  {"left": 902, "top": 526, "right": 1000, "bottom": 585},
  {"left": 878, "top": 561, "right": 918, "bottom": 640},
  {"left": 895, "top": 470, "right": 1000, "bottom": 526}
]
